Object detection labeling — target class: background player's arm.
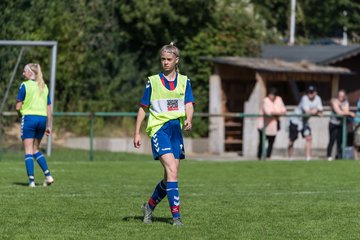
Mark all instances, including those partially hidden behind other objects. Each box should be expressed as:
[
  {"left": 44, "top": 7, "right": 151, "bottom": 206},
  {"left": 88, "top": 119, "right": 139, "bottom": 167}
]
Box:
[
  {"left": 134, "top": 106, "right": 147, "bottom": 148},
  {"left": 16, "top": 84, "right": 25, "bottom": 116},
  {"left": 184, "top": 102, "right": 193, "bottom": 131},
  {"left": 15, "top": 101, "right": 22, "bottom": 112},
  {"left": 46, "top": 105, "right": 52, "bottom": 136},
  {"left": 15, "top": 101, "right": 22, "bottom": 117}
]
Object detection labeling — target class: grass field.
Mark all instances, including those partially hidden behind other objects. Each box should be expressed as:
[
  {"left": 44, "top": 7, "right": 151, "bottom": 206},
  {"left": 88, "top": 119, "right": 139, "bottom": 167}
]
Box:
[{"left": 1, "top": 149, "right": 360, "bottom": 239}]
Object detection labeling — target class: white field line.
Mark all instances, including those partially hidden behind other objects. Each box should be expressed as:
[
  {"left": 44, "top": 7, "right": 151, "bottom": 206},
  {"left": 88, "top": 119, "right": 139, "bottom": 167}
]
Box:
[{"left": 188, "top": 189, "right": 360, "bottom": 197}]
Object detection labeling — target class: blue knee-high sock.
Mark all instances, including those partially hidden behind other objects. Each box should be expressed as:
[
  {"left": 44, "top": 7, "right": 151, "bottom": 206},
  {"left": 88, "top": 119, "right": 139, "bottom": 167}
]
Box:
[
  {"left": 148, "top": 181, "right": 167, "bottom": 210},
  {"left": 166, "top": 181, "right": 180, "bottom": 219},
  {"left": 24, "top": 154, "right": 34, "bottom": 183},
  {"left": 34, "top": 152, "right": 51, "bottom": 177}
]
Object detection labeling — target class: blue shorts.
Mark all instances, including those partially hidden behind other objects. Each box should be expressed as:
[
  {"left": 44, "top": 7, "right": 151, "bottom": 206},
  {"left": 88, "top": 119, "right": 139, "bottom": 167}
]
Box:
[
  {"left": 151, "top": 119, "right": 185, "bottom": 160},
  {"left": 21, "top": 115, "right": 47, "bottom": 140}
]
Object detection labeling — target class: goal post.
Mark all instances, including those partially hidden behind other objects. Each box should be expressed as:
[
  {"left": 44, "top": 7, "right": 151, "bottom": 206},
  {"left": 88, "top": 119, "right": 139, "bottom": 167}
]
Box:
[{"left": 0, "top": 40, "right": 58, "bottom": 156}]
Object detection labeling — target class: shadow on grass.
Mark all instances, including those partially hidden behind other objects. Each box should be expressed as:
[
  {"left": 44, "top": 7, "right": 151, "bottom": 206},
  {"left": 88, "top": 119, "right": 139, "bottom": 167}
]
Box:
[
  {"left": 13, "top": 182, "right": 44, "bottom": 187},
  {"left": 13, "top": 182, "right": 29, "bottom": 187},
  {"left": 122, "top": 216, "right": 172, "bottom": 224}
]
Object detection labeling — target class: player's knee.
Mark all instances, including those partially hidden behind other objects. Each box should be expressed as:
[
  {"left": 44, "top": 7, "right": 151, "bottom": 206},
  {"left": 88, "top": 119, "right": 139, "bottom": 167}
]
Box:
[
  {"left": 166, "top": 166, "right": 178, "bottom": 181},
  {"left": 33, "top": 147, "right": 39, "bottom": 154}
]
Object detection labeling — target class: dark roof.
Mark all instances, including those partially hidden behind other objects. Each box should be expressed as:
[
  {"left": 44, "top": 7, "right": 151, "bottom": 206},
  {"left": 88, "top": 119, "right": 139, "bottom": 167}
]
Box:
[
  {"left": 202, "top": 57, "right": 351, "bottom": 74},
  {"left": 262, "top": 45, "right": 360, "bottom": 65}
]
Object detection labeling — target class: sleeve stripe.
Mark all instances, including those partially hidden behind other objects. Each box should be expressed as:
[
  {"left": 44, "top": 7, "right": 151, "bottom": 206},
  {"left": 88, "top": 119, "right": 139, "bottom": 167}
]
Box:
[{"left": 139, "top": 103, "right": 149, "bottom": 108}]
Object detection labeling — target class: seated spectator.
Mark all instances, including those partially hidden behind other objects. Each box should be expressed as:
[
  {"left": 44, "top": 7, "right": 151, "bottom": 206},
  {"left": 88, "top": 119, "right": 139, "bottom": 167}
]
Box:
[
  {"left": 326, "top": 90, "right": 355, "bottom": 161},
  {"left": 288, "top": 86, "right": 323, "bottom": 161},
  {"left": 257, "top": 88, "right": 286, "bottom": 159}
]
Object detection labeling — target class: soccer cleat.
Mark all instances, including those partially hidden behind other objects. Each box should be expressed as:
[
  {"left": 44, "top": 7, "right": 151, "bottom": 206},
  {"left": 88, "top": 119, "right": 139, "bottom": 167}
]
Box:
[
  {"left": 43, "top": 176, "right": 54, "bottom": 186},
  {"left": 172, "top": 218, "right": 183, "bottom": 226},
  {"left": 141, "top": 203, "right": 153, "bottom": 224},
  {"left": 29, "top": 181, "right": 36, "bottom": 188},
  {"left": 327, "top": 157, "right": 333, "bottom": 161}
]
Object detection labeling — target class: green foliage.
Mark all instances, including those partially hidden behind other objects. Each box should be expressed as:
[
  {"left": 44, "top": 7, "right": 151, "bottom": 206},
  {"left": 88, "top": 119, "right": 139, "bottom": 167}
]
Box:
[
  {"left": 2, "top": 0, "right": 359, "bottom": 136},
  {"left": 251, "top": 0, "right": 360, "bottom": 42},
  {"left": 182, "top": 0, "right": 275, "bottom": 136},
  {"left": 0, "top": 0, "right": 272, "bottom": 136}
]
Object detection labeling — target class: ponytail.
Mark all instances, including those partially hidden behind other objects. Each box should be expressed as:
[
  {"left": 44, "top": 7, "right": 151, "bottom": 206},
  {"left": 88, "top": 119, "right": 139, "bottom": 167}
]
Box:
[
  {"left": 35, "top": 64, "right": 45, "bottom": 93},
  {"left": 26, "top": 63, "right": 45, "bottom": 93}
]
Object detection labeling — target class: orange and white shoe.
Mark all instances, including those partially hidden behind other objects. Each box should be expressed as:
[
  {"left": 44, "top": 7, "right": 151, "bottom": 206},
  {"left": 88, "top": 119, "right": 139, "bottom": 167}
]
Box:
[{"left": 43, "top": 176, "right": 54, "bottom": 186}]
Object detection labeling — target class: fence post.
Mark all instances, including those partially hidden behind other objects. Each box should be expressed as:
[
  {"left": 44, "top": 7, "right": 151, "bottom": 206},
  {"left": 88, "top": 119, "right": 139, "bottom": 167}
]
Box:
[
  {"left": 89, "top": 112, "right": 95, "bottom": 161},
  {"left": 341, "top": 116, "right": 347, "bottom": 159},
  {"left": 261, "top": 116, "right": 266, "bottom": 160}
]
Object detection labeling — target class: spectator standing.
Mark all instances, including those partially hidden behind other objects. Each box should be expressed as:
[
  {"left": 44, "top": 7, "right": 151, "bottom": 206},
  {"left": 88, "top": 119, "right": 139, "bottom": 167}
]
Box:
[
  {"left": 288, "top": 86, "right": 323, "bottom": 161},
  {"left": 326, "top": 90, "right": 355, "bottom": 161},
  {"left": 353, "top": 98, "right": 360, "bottom": 160},
  {"left": 257, "top": 88, "right": 286, "bottom": 159}
]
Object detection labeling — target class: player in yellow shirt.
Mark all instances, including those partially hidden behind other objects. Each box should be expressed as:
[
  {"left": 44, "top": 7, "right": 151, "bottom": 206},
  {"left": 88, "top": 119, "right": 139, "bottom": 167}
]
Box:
[
  {"left": 133, "top": 43, "right": 195, "bottom": 226},
  {"left": 16, "top": 63, "right": 54, "bottom": 187}
]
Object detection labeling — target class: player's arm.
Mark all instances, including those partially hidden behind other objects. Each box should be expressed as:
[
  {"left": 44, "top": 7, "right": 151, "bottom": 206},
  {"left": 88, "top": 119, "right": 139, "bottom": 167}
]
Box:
[
  {"left": 134, "top": 106, "right": 147, "bottom": 148},
  {"left": 15, "top": 83, "right": 25, "bottom": 115},
  {"left": 46, "top": 104, "right": 52, "bottom": 136},
  {"left": 184, "top": 79, "right": 195, "bottom": 131},
  {"left": 134, "top": 80, "right": 151, "bottom": 148},
  {"left": 184, "top": 103, "right": 194, "bottom": 131},
  {"left": 15, "top": 101, "right": 22, "bottom": 111}
]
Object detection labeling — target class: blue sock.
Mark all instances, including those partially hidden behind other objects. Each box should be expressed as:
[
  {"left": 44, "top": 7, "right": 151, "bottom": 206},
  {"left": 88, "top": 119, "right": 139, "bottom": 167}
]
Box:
[
  {"left": 166, "top": 181, "right": 180, "bottom": 219},
  {"left": 34, "top": 151, "right": 51, "bottom": 177},
  {"left": 24, "top": 154, "right": 34, "bottom": 183},
  {"left": 148, "top": 180, "right": 167, "bottom": 210}
]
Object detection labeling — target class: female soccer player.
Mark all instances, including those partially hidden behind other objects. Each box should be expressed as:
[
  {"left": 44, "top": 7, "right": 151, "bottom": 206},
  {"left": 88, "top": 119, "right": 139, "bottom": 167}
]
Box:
[
  {"left": 133, "top": 43, "right": 195, "bottom": 226},
  {"left": 16, "top": 63, "right": 54, "bottom": 187}
]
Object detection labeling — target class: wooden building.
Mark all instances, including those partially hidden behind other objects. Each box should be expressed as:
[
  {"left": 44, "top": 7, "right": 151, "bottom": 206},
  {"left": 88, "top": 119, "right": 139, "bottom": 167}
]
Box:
[
  {"left": 262, "top": 45, "right": 360, "bottom": 104},
  {"left": 205, "top": 57, "right": 351, "bottom": 156}
]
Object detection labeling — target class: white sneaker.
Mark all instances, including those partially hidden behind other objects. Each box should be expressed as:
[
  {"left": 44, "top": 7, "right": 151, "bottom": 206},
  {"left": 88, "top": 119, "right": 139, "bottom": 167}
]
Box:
[
  {"left": 306, "top": 157, "right": 311, "bottom": 161},
  {"left": 29, "top": 182, "right": 36, "bottom": 188},
  {"left": 327, "top": 157, "right": 333, "bottom": 161},
  {"left": 43, "top": 176, "right": 54, "bottom": 186}
]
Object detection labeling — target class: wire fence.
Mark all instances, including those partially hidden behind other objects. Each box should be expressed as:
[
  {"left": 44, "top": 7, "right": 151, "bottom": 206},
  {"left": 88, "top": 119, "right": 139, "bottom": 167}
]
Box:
[{"left": 0, "top": 111, "right": 357, "bottom": 161}]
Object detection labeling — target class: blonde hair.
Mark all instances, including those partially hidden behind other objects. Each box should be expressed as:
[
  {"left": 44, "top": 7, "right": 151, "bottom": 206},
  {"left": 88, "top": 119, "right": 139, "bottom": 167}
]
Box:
[
  {"left": 25, "top": 63, "right": 45, "bottom": 93},
  {"left": 160, "top": 42, "right": 180, "bottom": 72},
  {"left": 160, "top": 42, "right": 180, "bottom": 58}
]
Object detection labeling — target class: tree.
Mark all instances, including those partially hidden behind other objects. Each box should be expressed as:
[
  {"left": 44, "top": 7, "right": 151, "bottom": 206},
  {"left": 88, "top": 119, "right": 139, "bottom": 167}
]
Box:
[
  {"left": 0, "top": 0, "right": 281, "bottom": 136},
  {"left": 251, "top": 0, "right": 360, "bottom": 43},
  {"left": 182, "top": 0, "right": 276, "bottom": 136}
]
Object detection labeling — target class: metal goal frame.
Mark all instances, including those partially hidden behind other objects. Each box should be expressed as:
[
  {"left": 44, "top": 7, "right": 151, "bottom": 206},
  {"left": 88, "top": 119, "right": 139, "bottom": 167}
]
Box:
[{"left": 0, "top": 40, "right": 58, "bottom": 156}]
